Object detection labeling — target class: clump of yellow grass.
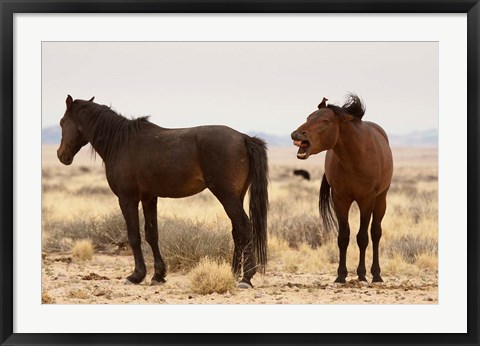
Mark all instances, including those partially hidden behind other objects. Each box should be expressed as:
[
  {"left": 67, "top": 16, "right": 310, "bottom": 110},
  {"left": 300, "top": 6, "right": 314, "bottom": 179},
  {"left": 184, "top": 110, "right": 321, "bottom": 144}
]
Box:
[
  {"left": 189, "top": 258, "right": 236, "bottom": 295},
  {"left": 72, "top": 239, "right": 94, "bottom": 261}
]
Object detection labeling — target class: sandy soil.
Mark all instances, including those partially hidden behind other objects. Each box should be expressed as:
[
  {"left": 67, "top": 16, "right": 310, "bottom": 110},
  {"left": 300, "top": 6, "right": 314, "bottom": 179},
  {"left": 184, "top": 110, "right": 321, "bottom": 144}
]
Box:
[{"left": 42, "top": 253, "right": 437, "bottom": 305}]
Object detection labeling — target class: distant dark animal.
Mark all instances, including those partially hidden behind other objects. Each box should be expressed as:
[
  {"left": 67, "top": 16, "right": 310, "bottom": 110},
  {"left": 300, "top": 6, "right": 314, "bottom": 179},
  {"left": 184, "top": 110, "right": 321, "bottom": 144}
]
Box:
[
  {"left": 291, "top": 94, "right": 393, "bottom": 283},
  {"left": 57, "top": 95, "right": 268, "bottom": 288},
  {"left": 293, "top": 169, "right": 310, "bottom": 180}
]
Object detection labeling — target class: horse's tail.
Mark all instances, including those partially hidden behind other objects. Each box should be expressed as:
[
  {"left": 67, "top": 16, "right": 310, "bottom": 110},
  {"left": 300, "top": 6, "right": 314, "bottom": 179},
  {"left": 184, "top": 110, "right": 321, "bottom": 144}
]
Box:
[
  {"left": 245, "top": 136, "right": 269, "bottom": 273},
  {"left": 320, "top": 173, "right": 337, "bottom": 231}
]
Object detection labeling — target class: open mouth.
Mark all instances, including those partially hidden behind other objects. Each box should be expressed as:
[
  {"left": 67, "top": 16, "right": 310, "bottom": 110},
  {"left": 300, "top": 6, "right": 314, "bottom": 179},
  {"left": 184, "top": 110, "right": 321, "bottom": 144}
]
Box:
[{"left": 293, "top": 140, "right": 311, "bottom": 159}]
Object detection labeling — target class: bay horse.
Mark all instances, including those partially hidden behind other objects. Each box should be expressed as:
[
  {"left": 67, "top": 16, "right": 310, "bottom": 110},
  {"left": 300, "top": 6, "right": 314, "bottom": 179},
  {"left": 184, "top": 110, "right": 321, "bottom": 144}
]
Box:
[
  {"left": 291, "top": 94, "right": 393, "bottom": 283},
  {"left": 57, "top": 95, "right": 268, "bottom": 288}
]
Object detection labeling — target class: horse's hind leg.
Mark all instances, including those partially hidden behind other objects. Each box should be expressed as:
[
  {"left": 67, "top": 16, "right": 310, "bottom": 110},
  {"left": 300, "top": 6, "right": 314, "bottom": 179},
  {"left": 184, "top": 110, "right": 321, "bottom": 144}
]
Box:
[
  {"left": 119, "top": 197, "right": 146, "bottom": 284},
  {"left": 371, "top": 190, "right": 388, "bottom": 282},
  {"left": 142, "top": 196, "right": 167, "bottom": 285},
  {"left": 214, "top": 192, "right": 255, "bottom": 287},
  {"left": 231, "top": 192, "right": 248, "bottom": 279},
  {"left": 231, "top": 227, "right": 242, "bottom": 279}
]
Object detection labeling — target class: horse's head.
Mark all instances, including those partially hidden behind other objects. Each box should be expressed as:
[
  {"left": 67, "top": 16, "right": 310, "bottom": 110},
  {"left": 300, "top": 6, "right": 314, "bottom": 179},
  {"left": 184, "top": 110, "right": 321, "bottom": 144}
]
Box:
[
  {"left": 57, "top": 95, "right": 94, "bottom": 165},
  {"left": 291, "top": 97, "right": 355, "bottom": 160}
]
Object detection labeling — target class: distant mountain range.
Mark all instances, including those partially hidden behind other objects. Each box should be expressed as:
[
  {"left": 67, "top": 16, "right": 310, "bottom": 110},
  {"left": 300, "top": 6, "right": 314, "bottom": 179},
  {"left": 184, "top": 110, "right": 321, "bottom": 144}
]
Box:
[
  {"left": 249, "top": 130, "right": 438, "bottom": 147},
  {"left": 42, "top": 126, "right": 438, "bottom": 147}
]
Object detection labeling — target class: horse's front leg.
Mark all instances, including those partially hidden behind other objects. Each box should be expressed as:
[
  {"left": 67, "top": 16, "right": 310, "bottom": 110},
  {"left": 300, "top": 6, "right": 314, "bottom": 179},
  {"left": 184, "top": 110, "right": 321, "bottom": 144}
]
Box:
[
  {"left": 119, "top": 197, "right": 146, "bottom": 284},
  {"left": 142, "top": 196, "right": 167, "bottom": 285},
  {"left": 356, "top": 197, "right": 375, "bottom": 282},
  {"left": 333, "top": 194, "right": 353, "bottom": 283}
]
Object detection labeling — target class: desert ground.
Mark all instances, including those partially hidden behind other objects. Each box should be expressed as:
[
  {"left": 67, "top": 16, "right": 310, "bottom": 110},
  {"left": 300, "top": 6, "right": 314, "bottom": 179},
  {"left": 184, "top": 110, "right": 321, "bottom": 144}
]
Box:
[{"left": 42, "top": 145, "right": 438, "bottom": 304}]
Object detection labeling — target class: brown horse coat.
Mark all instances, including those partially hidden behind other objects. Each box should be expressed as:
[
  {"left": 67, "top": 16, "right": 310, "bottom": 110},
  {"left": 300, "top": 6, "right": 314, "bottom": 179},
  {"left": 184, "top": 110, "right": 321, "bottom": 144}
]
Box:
[
  {"left": 58, "top": 95, "right": 268, "bottom": 287},
  {"left": 292, "top": 94, "right": 393, "bottom": 283}
]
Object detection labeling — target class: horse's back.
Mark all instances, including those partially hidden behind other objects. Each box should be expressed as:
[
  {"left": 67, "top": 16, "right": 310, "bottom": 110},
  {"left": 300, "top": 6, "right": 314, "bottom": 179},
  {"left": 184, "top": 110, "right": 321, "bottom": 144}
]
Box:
[
  {"left": 364, "top": 121, "right": 393, "bottom": 192},
  {"left": 364, "top": 121, "right": 393, "bottom": 169},
  {"left": 364, "top": 121, "right": 390, "bottom": 145}
]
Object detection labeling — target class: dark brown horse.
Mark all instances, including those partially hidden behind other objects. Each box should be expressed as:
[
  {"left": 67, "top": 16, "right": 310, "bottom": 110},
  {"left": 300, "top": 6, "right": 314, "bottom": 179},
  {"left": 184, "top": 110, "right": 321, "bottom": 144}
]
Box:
[
  {"left": 57, "top": 95, "right": 268, "bottom": 287},
  {"left": 291, "top": 94, "right": 393, "bottom": 283}
]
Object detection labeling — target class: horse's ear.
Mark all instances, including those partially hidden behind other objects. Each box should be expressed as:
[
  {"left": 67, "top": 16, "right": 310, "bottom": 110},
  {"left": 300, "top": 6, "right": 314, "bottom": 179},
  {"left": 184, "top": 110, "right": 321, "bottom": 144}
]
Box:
[
  {"left": 66, "top": 95, "right": 73, "bottom": 109},
  {"left": 318, "top": 97, "right": 328, "bottom": 109},
  {"left": 89, "top": 96, "right": 95, "bottom": 102}
]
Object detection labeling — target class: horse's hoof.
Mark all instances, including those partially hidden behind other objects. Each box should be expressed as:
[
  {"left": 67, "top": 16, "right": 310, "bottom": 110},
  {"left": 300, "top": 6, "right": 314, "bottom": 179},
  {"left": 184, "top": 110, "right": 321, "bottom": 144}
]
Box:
[
  {"left": 372, "top": 277, "right": 384, "bottom": 284},
  {"left": 150, "top": 278, "right": 166, "bottom": 286},
  {"left": 358, "top": 276, "right": 367, "bottom": 282},
  {"left": 124, "top": 279, "right": 135, "bottom": 285},
  {"left": 237, "top": 282, "right": 253, "bottom": 289},
  {"left": 334, "top": 277, "right": 346, "bottom": 284},
  {"left": 126, "top": 275, "right": 144, "bottom": 284}
]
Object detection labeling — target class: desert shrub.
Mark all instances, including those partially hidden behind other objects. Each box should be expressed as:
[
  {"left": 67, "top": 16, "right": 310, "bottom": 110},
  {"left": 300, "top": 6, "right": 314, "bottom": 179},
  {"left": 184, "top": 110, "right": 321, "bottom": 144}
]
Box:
[
  {"left": 282, "top": 181, "right": 319, "bottom": 199},
  {"left": 388, "top": 183, "right": 418, "bottom": 196},
  {"left": 43, "top": 212, "right": 128, "bottom": 252},
  {"left": 72, "top": 239, "right": 94, "bottom": 261},
  {"left": 189, "top": 258, "right": 236, "bottom": 294},
  {"left": 75, "top": 186, "right": 112, "bottom": 195},
  {"left": 392, "top": 194, "right": 437, "bottom": 224},
  {"left": 43, "top": 212, "right": 233, "bottom": 271},
  {"left": 385, "top": 234, "right": 437, "bottom": 263},
  {"left": 42, "top": 183, "right": 67, "bottom": 193},
  {"left": 157, "top": 217, "right": 232, "bottom": 272},
  {"left": 269, "top": 204, "right": 330, "bottom": 249},
  {"left": 78, "top": 166, "right": 91, "bottom": 173}
]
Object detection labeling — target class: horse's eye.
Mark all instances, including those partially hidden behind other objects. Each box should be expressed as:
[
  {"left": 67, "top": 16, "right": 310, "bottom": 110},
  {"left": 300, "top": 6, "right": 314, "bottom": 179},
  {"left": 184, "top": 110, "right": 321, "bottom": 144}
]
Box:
[{"left": 322, "top": 120, "right": 330, "bottom": 124}]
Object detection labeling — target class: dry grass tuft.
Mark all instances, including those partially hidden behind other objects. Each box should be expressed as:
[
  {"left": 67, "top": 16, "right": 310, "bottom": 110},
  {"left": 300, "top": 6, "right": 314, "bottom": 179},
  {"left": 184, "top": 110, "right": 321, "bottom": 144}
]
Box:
[
  {"left": 156, "top": 218, "right": 232, "bottom": 272},
  {"left": 415, "top": 253, "right": 438, "bottom": 271},
  {"left": 189, "top": 257, "right": 236, "bottom": 295},
  {"left": 72, "top": 239, "right": 94, "bottom": 261},
  {"left": 42, "top": 290, "right": 55, "bottom": 304}
]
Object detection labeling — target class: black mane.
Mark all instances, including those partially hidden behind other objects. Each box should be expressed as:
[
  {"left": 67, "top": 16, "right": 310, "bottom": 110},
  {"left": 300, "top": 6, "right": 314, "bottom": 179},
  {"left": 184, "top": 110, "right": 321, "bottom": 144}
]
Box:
[
  {"left": 328, "top": 93, "right": 366, "bottom": 119},
  {"left": 72, "top": 100, "right": 150, "bottom": 162}
]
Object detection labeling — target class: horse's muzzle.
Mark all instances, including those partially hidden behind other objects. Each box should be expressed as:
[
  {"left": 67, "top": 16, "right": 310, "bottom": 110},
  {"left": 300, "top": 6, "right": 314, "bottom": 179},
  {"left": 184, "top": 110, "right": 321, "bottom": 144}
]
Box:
[
  {"left": 57, "top": 148, "right": 73, "bottom": 165},
  {"left": 290, "top": 130, "right": 308, "bottom": 141}
]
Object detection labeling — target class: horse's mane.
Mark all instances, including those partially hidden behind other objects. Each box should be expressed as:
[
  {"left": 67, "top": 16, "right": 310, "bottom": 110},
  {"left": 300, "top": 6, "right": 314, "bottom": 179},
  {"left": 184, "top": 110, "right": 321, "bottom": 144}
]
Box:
[
  {"left": 328, "top": 93, "right": 366, "bottom": 119},
  {"left": 72, "top": 100, "right": 151, "bottom": 162}
]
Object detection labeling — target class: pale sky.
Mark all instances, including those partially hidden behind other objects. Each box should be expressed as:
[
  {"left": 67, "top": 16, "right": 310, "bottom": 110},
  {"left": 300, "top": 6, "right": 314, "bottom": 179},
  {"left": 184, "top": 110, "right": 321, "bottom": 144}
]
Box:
[{"left": 42, "top": 42, "right": 438, "bottom": 136}]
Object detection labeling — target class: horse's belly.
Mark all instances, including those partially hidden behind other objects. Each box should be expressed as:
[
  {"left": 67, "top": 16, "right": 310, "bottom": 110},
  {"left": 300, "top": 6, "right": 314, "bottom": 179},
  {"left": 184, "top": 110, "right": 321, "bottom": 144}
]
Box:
[
  {"left": 155, "top": 179, "right": 206, "bottom": 198},
  {"left": 139, "top": 169, "right": 206, "bottom": 198}
]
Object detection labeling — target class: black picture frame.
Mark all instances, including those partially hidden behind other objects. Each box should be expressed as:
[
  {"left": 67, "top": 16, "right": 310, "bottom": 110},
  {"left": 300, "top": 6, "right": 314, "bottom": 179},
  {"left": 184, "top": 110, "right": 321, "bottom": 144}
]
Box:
[{"left": 1, "top": 1, "right": 479, "bottom": 345}]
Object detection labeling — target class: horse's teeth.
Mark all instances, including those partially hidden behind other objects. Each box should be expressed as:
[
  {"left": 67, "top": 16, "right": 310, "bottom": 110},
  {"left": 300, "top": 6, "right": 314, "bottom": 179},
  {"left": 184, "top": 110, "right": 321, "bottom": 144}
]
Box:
[{"left": 293, "top": 140, "right": 302, "bottom": 147}]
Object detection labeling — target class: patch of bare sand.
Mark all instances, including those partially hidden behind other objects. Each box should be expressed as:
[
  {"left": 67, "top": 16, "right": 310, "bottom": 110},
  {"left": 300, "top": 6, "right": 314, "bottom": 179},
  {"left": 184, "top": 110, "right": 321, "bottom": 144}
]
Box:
[{"left": 42, "top": 254, "right": 437, "bottom": 305}]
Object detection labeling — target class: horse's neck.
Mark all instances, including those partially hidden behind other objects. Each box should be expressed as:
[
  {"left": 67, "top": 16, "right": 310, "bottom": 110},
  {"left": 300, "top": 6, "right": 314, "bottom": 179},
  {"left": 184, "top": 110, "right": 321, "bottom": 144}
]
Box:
[
  {"left": 332, "top": 121, "right": 368, "bottom": 171},
  {"left": 77, "top": 108, "right": 117, "bottom": 163}
]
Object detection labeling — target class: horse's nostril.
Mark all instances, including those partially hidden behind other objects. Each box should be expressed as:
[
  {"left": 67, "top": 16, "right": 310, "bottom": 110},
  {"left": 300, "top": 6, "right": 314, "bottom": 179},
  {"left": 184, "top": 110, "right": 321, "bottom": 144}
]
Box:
[{"left": 301, "top": 131, "right": 306, "bottom": 135}]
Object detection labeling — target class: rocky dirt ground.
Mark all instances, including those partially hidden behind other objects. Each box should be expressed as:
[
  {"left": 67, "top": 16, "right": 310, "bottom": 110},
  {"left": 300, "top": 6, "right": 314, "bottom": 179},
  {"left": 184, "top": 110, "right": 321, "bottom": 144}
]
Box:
[{"left": 42, "top": 254, "right": 438, "bottom": 305}]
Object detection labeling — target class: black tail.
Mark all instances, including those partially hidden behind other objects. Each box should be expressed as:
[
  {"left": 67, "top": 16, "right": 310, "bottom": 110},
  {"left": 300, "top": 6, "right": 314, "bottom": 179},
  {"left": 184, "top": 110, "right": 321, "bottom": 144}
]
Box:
[
  {"left": 245, "top": 136, "right": 269, "bottom": 273},
  {"left": 320, "top": 174, "right": 337, "bottom": 231}
]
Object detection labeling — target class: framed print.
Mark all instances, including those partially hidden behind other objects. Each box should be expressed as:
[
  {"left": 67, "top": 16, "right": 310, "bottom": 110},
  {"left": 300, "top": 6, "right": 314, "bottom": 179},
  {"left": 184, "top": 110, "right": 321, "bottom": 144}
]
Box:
[{"left": 1, "top": 1, "right": 479, "bottom": 345}]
